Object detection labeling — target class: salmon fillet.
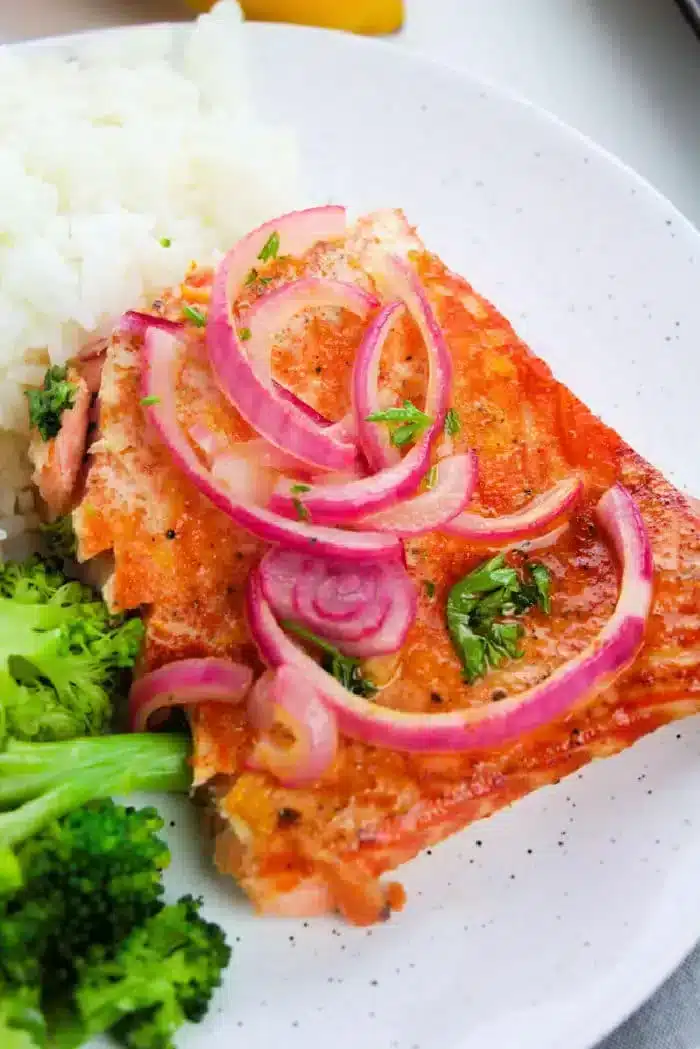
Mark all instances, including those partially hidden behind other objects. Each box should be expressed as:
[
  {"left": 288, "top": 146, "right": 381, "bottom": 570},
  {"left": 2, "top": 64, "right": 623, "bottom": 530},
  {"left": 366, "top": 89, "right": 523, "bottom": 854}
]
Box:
[{"left": 73, "top": 210, "right": 700, "bottom": 925}]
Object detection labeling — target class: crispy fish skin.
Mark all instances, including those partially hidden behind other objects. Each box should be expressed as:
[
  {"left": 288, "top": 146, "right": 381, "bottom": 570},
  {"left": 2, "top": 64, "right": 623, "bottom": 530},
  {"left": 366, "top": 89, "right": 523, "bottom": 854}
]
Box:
[{"left": 74, "top": 212, "right": 700, "bottom": 925}]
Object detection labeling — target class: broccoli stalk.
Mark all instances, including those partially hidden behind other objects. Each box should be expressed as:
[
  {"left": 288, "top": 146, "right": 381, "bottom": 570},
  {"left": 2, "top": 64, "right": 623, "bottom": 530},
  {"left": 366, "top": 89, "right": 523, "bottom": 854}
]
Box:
[
  {"left": 0, "top": 557, "right": 144, "bottom": 744},
  {"left": 0, "top": 734, "right": 192, "bottom": 885}
]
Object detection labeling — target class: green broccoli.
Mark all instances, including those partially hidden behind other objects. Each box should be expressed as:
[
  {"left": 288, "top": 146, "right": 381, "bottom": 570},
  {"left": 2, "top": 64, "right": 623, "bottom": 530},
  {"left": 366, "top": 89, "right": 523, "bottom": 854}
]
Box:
[
  {"left": 0, "top": 982, "right": 46, "bottom": 1049},
  {"left": 0, "top": 734, "right": 192, "bottom": 888},
  {"left": 0, "top": 557, "right": 144, "bottom": 745},
  {"left": 75, "top": 896, "right": 231, "bottom": 1049},
  {"left": 39, "top": 516, "right": 77, "bottom": 560},
  {"left": 25, "top": 366, "right": 77, "bottom": 442},
  {"left": 0, "top": 801, "right": 171, "bottom": 995}
]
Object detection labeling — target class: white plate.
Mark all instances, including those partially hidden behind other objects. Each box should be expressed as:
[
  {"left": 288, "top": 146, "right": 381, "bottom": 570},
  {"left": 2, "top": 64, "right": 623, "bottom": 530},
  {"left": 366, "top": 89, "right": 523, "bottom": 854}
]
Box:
[{"left": 36, "top": 21, "right": 700, "bottom": 1049}]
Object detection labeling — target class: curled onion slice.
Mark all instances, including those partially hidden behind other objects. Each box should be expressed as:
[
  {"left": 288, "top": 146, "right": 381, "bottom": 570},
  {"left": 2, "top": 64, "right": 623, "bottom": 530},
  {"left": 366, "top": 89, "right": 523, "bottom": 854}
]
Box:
[
  {"left": 259, "top": 548, "right": 416, "bottom": 655},
  {"left": 359, "top": 452, "right": 478, "bottom": 537},
  {"left": 269, "top": 261, "right": 452, "bottom": 524},
  {"left": 207, "top": 206, "right": 371, "bottom": 472},
  {"left": 444, "top": 476, "right": 583, "bottom": 546},
  {"left": 247, "top": 484, "right": 652, "bottom": 752},
  {"left": 352, "top": 301, "right": 404, "bottom": 471},
  {"left": 120, "top": 310, "right": 184, "bottom": 337},
  {"left": 246, "top": 278, "right": 378, "bottom": 384},
  {"left": 246, "top": 664, "right": 338, "bottom": 786},
  {"left": 142, "top": 326, "right": 400, "bottom": 562},
  {"left": 128, "top": 657, "right": 253, "bottom": 733}
]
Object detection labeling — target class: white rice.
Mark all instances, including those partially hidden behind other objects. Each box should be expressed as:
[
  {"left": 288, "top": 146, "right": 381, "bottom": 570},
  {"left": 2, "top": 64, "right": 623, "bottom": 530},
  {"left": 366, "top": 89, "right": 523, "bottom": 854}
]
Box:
[{"left": 0, "top": 0, "right": 302, "bottom": 548}]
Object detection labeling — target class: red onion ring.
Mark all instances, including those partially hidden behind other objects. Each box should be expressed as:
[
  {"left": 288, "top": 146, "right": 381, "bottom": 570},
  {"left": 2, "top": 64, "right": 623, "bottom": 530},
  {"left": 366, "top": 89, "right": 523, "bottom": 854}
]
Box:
[
  {"left": 120, "top": 310, "right": 184, "bottom": 337},
  {"left": 246, "top": 278, "right": 378, "bottom": 384},
  {"left": 258, "top": 548, "right": 416, "bottom": 655},
  {"left": 246, "top": 484, "right": 652, "bottom": 752},
  {"left": 443, "top": 476, "right": 583, "bottom": 545},
  {"left": 352, "top": 301, "right": 404, "bottom": 471},
  {"left": 207, "top": 206, "right": 370, "bottom": 472},
  {"left": 128, "top": 657, "right": 253, "bottom": 733},
  {"left": 246, "top": 664, "right": 338, "bottom": 786},
  {"left": 269, "top": 261, "right": 452, "bottom": 524},
  {"left": 359, "top": 451, "right": 478, "bottom": 537},
  {"left": 142, "top": 326, "right": 400, "bottom": 562}
]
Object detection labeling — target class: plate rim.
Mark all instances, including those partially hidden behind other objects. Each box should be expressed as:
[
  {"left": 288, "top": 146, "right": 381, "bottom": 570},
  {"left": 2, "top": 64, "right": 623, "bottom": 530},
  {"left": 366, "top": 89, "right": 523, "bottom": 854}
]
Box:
[{"left": 7, "top": 19, "right": 700, "bottom": 1049}]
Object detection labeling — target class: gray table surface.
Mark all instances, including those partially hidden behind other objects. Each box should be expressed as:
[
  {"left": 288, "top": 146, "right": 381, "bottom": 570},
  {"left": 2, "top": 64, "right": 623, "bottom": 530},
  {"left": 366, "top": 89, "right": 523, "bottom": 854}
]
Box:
[{"left": 2, "top": 2, "right": 700, "bottom": 1047}]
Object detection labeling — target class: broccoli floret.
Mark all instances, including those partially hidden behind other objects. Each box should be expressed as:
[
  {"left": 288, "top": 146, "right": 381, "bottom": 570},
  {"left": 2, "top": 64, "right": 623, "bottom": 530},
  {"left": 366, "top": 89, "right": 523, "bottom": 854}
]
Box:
[
  {"left": 0, "top": 556, "right": 144, "bottom": 744},
  {"left": 25, "top": 366, "right": 77, "bottom": 442},
  {"left": 0, "top": 801, "right": 170, "bottom": 992},
  {"left": 76, "top": 896, "right": 231, "bottom": 1049},
  {"left": 39, "top": 516, "right": 77, "bottom": 560},
  {"left": 0, "top": 982, "right": 46, "bottom": 1049}
]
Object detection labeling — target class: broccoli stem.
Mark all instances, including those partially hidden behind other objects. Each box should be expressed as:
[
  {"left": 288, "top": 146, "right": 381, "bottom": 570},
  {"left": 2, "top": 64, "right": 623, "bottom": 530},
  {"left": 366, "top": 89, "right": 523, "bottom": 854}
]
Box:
[{"left": 0, "top": 735, "right": 192, "bottom": 850}]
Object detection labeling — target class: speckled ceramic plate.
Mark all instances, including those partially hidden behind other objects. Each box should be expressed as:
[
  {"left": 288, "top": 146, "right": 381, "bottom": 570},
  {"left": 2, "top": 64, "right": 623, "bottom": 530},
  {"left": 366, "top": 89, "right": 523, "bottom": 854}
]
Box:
[{"left": 34, "top": 21, "right": 700, "bottom": 1049}]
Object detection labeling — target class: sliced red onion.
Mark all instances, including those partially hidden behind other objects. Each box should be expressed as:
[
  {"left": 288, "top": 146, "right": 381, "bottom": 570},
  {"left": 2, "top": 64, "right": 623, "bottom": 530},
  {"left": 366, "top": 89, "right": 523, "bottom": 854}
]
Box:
[
  {"left": 142, "top": 326, "right": 400, "bottom": 562},
  {"left": 128, "top": 657, "right": 253, "bottom": 733},
  {"left": 272, "top": 380, "right": 331, "bottom": 428},
  {"left": 258, "top": 548, "right": 416, "bottom": 655},
  {"left": 246, "top": 664, "right": 338, "bottom": 787},
  {"left": 359, "top": 452, "right": 478, "bottom": 537},
  {"left": 269, "top": 261, "right": 452, "bottom": 525},
  {"left": 352, "top": 302, "right": 404, "bottom": 471},
  {"left": 246, "top": 484, "right": 652, "bottom": 752},
  {"left": 120, "top": 310, "right": 184, "bottom": 337},
  {"left": 246, "top": 278, "right": 378, "bottom": 384},
  {"left": 207, "top": 207, "right": 370, "bottom": 472},
  {"left": 444, "top": 476, "right": 583, "bottom": 545}
]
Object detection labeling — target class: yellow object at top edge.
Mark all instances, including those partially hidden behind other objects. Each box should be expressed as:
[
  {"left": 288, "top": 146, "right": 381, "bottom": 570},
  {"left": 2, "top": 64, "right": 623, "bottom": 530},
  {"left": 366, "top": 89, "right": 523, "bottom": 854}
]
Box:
[{"left": 186, "top": 0, "right": 404, "bottom": 34}]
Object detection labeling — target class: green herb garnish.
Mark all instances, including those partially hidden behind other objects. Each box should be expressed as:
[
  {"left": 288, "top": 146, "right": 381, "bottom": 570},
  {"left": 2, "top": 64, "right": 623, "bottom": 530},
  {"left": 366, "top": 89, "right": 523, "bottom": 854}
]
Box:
[
  {"left": 282, "top": 621, "right": 377, "bottom": 697},
  {"left": 244, "top": 267, "right": 273, "bottom": 289},
  {"left": 446, "top": 554, "right": 552, "bottom": 684},
  {"left": 366, "top": 399, "right": 432, "bottom": 449},
  {"left": 182, "top": 304, "right": 206, "bottom": 327},
  {"left": 239, "top": 327, "right": 252, "bottom": 341},
  {"left": 290, "top": 484, "right": 311, "bottom": 494},
  {"left": 292, "top": 497, "right": 310, "bottom": 522},
  {"left": 139, "top": 395, "right": 160, "bottom": 407},
  {"left": 425, "top": 465, "right": 438, "bottom": 490},
  {"left": 257, "top": 230, "right": 280, "bottom": 262},
  {"left": 159, "top": 237, "right": 171, "bottom": 248},
  {"left": 445, "top": 408, "right": 461, "bottom": 437},
  {"left": 424, "top": 580, "right": 436, "bottom": 599},
  {"left": 25, "top": 366, "right": 77, "bottom": 442}
]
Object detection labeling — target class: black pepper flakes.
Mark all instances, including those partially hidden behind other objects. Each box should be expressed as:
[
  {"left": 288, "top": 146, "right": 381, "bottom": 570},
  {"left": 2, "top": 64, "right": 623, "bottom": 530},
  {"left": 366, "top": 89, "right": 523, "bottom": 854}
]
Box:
[
  {"left": 491, "top": 688, "right": 507, "bottom": 702},
  {"left": 430, "top": 691, "right": 444, "bottom": 705},
  {"left": 165, "top": 529, "right": 176, "bottom": 539},
  {"left": 315, "top": 365, "right": 322, "bottom": 374}
]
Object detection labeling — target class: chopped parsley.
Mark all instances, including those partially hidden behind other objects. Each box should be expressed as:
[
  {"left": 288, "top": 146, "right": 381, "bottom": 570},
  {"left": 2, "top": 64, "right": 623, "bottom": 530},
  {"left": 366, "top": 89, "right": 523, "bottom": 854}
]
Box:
[
  {"left": 424, "top": 580, "right": 436, "bottom": 599},
  {"left": 282, "top": 620, "right": 377, "bottom": 697},
  {"left": 290, "top": 484, "right": 311, "bottom": 494},
  {"left": 159, "top": 236, "right": 171, "bottom": 248},
  {"left": 444, "top": 408, "right": 461, "bottom": 437},
  {"left": 239, "top": 327, "right": 252, "bottom": 341},
  {"left": 292, "top": 497, "right": 310, "bottom": 521},
  {"left": 446, "top": 554, "right": 552, "bottom": 684},
  {"left": 244, "top": 267, "right": 273, "bottom": 289},
  {"left": 182, "top": 304, "right": 206, "bottom": 327},
  {"left": 366, "top": 399, "right": 432, "bottom": 448},
  {"left": 25, "top": 365, "right": 77, "bottom": 441},
  {"left": 140, "top": 395, "right": 160, "bottom": 407},
  {"left": 257, "top": 230, "right": 280, "bottom": 262}
]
